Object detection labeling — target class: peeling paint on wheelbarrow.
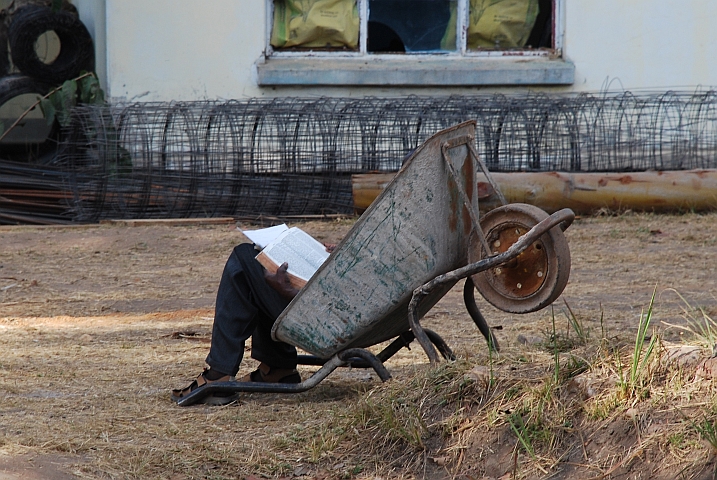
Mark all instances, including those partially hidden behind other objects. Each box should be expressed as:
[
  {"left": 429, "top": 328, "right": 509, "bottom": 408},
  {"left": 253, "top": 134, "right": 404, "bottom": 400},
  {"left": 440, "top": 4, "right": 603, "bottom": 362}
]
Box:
[{"left": 272, "top": 121, "right": 481, "bottom": 358}]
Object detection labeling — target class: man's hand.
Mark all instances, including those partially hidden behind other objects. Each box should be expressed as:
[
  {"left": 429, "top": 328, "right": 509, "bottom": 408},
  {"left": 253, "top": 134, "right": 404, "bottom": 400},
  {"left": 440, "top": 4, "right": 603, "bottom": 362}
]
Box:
[
  {"left": 324, "top": 243, "right": 337, "bottom": 253},
  {"left": 264, "top": 262, "right": 300, "bottom": 300}
]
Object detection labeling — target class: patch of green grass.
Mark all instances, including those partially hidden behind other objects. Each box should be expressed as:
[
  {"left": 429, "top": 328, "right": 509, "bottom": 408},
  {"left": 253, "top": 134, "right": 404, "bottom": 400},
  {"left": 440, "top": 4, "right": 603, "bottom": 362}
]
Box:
[
  {"left": 636, "top": 226, "right": 651, "bottom": 235},
  {"left": 586, "top": 390, "right": 621, "bottom": 420},
  {"left": 507, "top": 411, "right": 538, "bottom": 459},
  {"left": 542, "top": 301, "right": 590, "bottom": 354},
  {"left": 563, "top": 299, "right": 590, "bottom": 345},
  {"left": 307, "top": 425, "right": 346, "bottom": 462},
  {"left": 558, "top": 355, "right": 590, "bottom": 383},
  {"left": 506, "top": 409, "right": 551, "bottom": 475},
  {"left": 609, "top": 228, "right": 627, "bottom": 239},
  {"left": 356, "top": 393, "right": 427, "bottom": 449},
  {"left": 618, "top": 286, "right": 659, "bottom": 400},
  {"left": 504, "top": 385, "right": 523, "bottom": 400},
  {"left": 668, "top": 432, "right": 685, "bottom": 448},
  {"left": 335, "top": 361, "right": 481, "bottom": 457},
  {"left": 691, "top": 416, "right": 717, "bottom": 452}
]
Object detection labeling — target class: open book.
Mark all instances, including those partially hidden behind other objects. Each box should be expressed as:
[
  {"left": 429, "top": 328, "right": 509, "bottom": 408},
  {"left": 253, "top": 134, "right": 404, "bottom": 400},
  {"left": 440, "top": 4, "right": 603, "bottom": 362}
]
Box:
[{"left": 241, "top": 224, "right": 330, "bottom": 289}]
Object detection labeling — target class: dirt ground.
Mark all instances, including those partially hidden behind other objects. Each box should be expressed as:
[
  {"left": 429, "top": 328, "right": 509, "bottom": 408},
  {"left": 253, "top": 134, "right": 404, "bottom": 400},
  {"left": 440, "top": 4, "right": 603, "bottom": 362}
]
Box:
[{"left": 1, "top": 212, "right": 716, "bottom": 479}]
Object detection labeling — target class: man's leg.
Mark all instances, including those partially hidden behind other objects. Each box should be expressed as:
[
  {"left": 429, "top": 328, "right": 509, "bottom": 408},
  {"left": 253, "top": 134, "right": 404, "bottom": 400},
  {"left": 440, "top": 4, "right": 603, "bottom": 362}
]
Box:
[
  {"left": 173, "top": 243, "right": 298, "bottom": 403},
  {"left": 205, "top": 243, "right": 294, "bottom": 376},
  {"left": 250, "top": 311, "right": 298, "bottom": 370}
]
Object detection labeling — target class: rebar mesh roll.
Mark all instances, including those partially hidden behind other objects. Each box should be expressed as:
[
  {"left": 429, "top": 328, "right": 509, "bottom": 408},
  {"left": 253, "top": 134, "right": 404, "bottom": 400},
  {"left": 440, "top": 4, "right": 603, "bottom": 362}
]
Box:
[{"left": 49, "top": 92, "right": 717, "bottom": 222}]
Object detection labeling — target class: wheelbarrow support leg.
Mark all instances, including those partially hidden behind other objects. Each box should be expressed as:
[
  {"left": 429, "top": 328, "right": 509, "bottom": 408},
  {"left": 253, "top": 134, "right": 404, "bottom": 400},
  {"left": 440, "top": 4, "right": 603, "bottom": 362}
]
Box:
[
  {"left": 339, "top": 348, "right": 392, "bottom": 382},
  {"left": 463, "top": 277, "right": 500, "bottom": 352},
  {"left": 424, "top": 329, "right": 456, "bottom": 361},
  {"left": 408, "top": 293, "right": 442, "bottom": 364}
]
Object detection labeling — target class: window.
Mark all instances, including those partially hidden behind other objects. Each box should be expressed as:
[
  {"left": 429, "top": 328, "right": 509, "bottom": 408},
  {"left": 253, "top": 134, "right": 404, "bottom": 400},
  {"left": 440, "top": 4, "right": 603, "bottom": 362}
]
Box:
[
  {"left": 268, "top": 0, "right": 556, "bottom": 55},
  {"left": 258, "top": 0, "right": 572, "bottom": 86}
]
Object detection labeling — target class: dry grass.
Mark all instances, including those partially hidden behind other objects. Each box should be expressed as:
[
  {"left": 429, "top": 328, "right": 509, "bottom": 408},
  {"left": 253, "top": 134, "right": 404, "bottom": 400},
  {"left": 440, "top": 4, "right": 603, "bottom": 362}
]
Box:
[
  {"left": 0, "top": 310, "right": 367, "bottom": 478},
  {"left": 2, "top": 303, "right": 717, "bottom": 479},
  {"left": 315, "top": 316, "right": 717, "bottom": 479}
]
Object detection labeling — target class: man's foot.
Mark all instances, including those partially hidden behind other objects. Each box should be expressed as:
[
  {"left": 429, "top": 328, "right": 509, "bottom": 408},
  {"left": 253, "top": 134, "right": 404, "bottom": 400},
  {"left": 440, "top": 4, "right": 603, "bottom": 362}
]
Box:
[
  {"left": 171, "top": 370, "right": 239, "bottom": 405},
  {"left": 240, "top": 363, "right": 301, "bottom": 383}
]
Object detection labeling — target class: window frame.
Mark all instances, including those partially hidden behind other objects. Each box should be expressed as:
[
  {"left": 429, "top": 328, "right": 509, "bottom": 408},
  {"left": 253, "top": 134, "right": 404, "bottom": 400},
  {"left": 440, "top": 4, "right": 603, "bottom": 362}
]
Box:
[
  {"left": 258, "top": 0, "right": 572, "bottom": 86},
  {"left": 264, "top": 0, "right": 564, "bottom": 58}
]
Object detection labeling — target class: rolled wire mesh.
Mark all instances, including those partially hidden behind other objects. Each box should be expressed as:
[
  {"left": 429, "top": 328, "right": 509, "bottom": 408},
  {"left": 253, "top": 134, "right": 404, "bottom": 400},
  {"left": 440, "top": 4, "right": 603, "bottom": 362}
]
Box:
[{"left": 53, "top": 91, "right": 717, "bottom": 222}]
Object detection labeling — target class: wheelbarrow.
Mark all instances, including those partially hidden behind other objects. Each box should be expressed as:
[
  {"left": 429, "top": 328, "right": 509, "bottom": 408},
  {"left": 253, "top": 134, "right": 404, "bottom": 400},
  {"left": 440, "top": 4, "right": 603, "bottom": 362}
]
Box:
[{"left": 177, "top": 121, "right": 574, "bottom": 406}]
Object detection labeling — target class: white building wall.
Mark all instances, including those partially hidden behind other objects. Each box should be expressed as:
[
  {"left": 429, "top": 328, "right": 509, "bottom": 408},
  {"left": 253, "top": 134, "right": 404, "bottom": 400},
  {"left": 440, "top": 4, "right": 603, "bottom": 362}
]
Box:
[
  {"left": 101, "top": 0, "right": 265, "bottom": 101},
  {"left": 567, "top": 1, "right": 717, "bottom": 90},
  {"left": 75, "top": 0, "right": 717, "bottom": 101},
  {"left": 72, "top": 0, "right": 107, "bottom": 91}
]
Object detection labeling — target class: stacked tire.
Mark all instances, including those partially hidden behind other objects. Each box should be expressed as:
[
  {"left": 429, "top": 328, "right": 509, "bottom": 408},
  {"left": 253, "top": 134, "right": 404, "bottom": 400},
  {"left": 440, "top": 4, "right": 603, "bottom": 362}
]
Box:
[{"left": 0, "top": 1, "right": 94, "bottom": 161}]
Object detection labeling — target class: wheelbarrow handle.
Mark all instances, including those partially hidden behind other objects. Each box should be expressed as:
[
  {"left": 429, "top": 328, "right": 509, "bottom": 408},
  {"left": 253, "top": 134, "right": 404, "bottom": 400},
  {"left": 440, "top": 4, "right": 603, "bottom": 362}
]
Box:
[{"left": 408, "top": 208, "right": 575, "bottom": 363}]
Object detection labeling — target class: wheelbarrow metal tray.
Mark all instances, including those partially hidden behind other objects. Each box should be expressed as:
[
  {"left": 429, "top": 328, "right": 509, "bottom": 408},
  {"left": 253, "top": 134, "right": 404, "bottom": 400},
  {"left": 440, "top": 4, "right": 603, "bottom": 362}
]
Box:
[{"left": 272, "top": 121, "right": 480, "bottom": 358}]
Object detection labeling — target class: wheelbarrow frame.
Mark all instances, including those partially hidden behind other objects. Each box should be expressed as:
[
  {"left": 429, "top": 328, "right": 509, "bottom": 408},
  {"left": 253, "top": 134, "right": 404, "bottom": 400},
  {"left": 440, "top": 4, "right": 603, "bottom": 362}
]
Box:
[{"left": 177, "top": 122, "right": 575, "bottom": 407}]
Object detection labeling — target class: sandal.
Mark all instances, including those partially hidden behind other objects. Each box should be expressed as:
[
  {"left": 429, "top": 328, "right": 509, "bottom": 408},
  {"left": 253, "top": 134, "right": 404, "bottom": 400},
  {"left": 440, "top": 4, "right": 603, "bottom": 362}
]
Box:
[
  {"left": 171, "top": 370, "right": 239, "bottom": 405},
  {"left": 240, "top": 362, "right": 301, "bottom": 384}
]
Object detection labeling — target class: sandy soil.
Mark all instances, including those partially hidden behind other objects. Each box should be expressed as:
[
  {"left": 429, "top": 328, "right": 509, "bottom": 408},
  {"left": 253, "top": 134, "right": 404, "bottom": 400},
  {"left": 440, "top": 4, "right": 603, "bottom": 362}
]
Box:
[{"left": 0, "top": 212, "right": 716, "bottom": 479}]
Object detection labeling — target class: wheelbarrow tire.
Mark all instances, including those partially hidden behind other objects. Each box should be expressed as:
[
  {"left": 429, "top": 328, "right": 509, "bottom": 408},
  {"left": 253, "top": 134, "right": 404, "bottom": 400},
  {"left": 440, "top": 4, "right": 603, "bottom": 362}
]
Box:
[{"left": 470, "top": 203, "right": 571, "bottom": 314}]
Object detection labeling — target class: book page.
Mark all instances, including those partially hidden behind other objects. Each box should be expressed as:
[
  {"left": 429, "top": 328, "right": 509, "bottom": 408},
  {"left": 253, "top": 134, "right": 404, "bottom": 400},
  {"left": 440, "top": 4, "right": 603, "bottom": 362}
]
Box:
[
  {"left": 260, "top": 227, "right": 330, "bottom": 282},
  {"left": 239, "top": 224, "right": 288, "bottom": 249}
]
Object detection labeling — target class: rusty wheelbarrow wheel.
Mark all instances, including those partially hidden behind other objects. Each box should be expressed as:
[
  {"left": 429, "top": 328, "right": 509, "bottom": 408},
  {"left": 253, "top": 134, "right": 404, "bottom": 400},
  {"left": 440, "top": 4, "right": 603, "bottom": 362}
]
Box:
[{"left": 469, "top": 203, "right": 571, "bottom": 314}]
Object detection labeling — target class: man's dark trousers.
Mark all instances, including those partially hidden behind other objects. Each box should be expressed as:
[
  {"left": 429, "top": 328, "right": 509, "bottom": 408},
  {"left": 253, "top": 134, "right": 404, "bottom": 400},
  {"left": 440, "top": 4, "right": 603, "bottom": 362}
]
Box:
[{"left": 205, "top": 243, "right": 296, "bottom": 376}]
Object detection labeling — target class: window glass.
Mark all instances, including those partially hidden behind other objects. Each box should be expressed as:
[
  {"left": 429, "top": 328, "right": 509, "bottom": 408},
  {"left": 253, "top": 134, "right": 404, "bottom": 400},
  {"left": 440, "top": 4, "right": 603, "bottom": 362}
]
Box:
[
  {"left": 367, "top": 0, "right": 456, "bottom": 53},
  {"left": 524, "top": 0, "right": 553, "bottom": 49}
]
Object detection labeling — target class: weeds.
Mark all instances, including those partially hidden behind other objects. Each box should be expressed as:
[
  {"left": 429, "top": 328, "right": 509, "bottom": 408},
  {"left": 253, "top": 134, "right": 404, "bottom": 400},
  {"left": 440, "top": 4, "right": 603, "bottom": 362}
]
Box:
[
  {"left": 306, "top": 425, "right": 346, "bottom": 462},
  {"left": 564, "top": 298, "right": 590, "bottom": 345},
  {"left": 551, "top": 306, "right": 560, "bottom": 383},
  {"left": 663, "top": 288, "right": 717, "bottom": 350},
  {"left": 691, "top": 416, "right": 717, "bottom": 452},
  {"left": 559, "top": 355, "right": 590, "bottom": 382},
  {"left": 334, "top": 361, "right": 485, "bottom": 459},
  {"left": 586, "top": 390, "right": 622, "bottom": 420},
  {"left": 599, "top": 305, "right": 608, "bottom": 349},
  {"left": 542, "top": 299, "right": 590, "bottom": 353},
  {"left": 506, "top": 412, "right": 538, "bottom": 460},
  {"left": 355, "top": 391, "right": 427, "bottom": 449},
  {"left": 506, "top": 406, "right": 553, "bottom": 475},
  {"left": 618, "top": 286, "right": 660, "bottom": 399},
  {"left": 488, "top": 330, "right": 496, "bottom": 389}
]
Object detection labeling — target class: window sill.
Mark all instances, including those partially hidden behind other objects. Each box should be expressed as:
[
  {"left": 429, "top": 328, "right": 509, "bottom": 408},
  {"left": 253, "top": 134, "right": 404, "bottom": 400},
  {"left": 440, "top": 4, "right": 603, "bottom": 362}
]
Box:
[{"left": 255, "top": 56, "right": 574, "bottom": 86}]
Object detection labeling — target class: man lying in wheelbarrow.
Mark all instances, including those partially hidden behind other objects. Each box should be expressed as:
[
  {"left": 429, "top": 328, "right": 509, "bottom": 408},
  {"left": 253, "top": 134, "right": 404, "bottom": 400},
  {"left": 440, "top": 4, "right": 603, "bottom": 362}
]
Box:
[{"left": 171, "top": 241, "right": 335, "bottom": 406}]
